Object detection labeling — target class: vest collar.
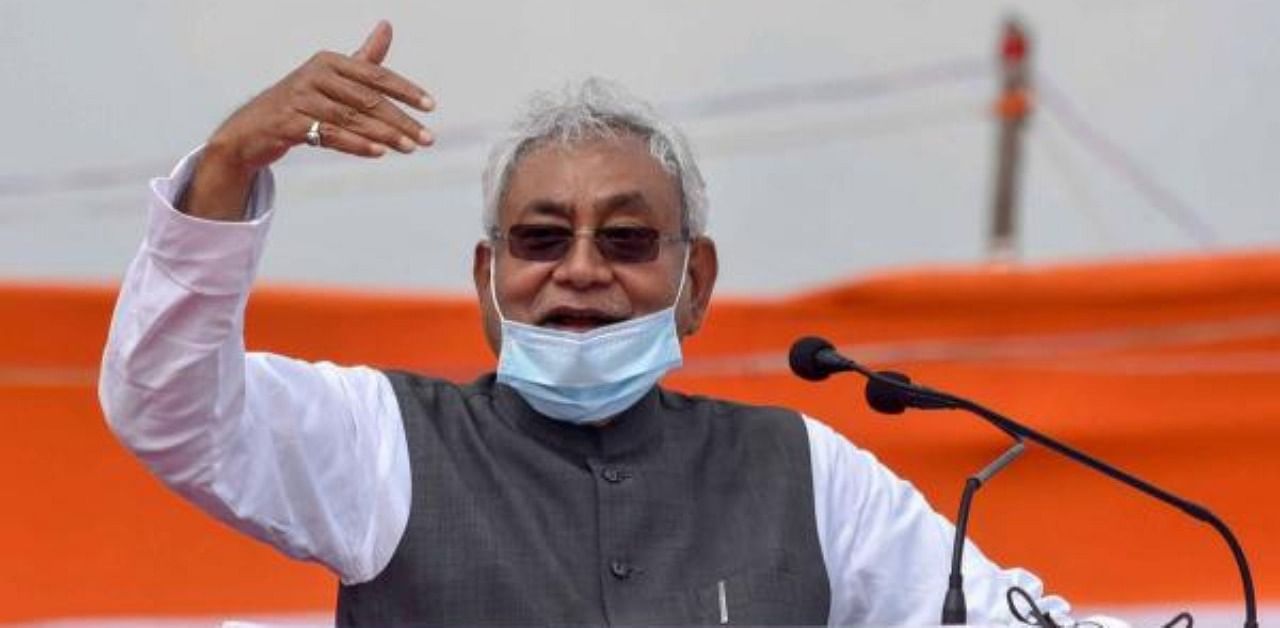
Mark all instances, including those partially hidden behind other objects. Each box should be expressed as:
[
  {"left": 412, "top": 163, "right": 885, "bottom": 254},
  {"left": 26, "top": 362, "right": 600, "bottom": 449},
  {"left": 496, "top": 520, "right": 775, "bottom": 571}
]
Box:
[{"left": 485, "top": 374, "right": 665, "bottom": 460}]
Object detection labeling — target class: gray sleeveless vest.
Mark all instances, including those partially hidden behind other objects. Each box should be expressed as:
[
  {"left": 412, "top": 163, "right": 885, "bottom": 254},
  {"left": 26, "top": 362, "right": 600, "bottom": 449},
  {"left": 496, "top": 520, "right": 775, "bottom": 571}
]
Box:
[{"left": 336, "top": 372, "right": 830, "bottom": 626}]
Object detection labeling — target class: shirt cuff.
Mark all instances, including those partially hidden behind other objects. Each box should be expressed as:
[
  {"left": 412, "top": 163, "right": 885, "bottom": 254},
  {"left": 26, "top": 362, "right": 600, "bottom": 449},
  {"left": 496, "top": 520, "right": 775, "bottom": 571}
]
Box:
[{"left": 145, "top": 146, "right": 277, "bottom": 296}]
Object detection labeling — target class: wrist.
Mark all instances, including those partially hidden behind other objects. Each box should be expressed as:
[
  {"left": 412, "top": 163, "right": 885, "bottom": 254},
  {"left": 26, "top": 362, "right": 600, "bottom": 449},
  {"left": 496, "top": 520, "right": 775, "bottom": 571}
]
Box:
[
  {"left": 179, "top": 138, "right": 260, "bottom": 221},
  {"left": 201, "top": 134, "right": 258, "bottom": 185}
]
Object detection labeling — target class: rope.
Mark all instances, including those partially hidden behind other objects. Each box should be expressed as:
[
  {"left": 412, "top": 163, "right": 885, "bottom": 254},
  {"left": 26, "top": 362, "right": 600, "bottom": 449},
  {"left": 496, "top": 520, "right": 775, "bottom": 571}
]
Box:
[
  {"left": 1036, "top": 79, "right": 1218, "bottom": 248},
  {"left": 0, "top": 59, "right": 991, "bottom": 199},
  {"left": 1028, "top": 120, "right": 1118, "bottom": 253}
]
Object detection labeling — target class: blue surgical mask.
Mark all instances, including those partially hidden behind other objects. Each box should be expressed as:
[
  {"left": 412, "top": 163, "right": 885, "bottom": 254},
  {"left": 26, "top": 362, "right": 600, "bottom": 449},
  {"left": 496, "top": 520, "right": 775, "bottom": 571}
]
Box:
[{"left": 490, "top": 250, "right": 689, "bottom": 425}]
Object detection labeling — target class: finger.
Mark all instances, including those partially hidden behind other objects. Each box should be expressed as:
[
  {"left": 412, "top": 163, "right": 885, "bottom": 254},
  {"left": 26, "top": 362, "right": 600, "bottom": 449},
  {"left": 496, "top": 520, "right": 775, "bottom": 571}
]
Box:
[
  {"left": 329, "top": 54, "right": 434, "bottom": 111},
  {"left": 352, "top": 20, "right": 392, "bottom": 65},
  {"left": 316, "top": 74, "right": 433, "bottom": 146},
  {"left": 295, "top": 94, "right": 416, "bottom": 154},
  {"left": 307, "top": 92, "right": 417, "bottom": 153},
  {"left": 292, "top": 116, "right": 388, "bottom": 158}
]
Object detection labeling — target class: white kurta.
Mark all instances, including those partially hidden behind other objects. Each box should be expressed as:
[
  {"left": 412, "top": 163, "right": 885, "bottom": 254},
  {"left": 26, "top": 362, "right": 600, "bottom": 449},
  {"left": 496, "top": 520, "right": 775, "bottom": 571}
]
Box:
[{"left": 99, "top": 147, "right": 1122, "bottom": 626}]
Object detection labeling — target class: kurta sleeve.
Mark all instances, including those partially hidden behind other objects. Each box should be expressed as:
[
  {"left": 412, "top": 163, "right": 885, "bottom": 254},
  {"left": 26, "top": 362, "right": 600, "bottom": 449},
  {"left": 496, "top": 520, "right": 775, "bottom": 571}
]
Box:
[
  {"left": 98, "top": 147, "right": 411, "bottom": 583},
  {"left": 803, "top": 415, "right": 1127, "bottom": 626}
]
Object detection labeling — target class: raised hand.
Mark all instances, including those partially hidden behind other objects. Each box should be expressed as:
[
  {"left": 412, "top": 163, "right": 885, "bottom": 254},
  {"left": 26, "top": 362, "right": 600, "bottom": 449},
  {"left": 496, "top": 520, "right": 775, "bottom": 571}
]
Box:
[{"left": 180, "top": 21, "right": 434, "bottom": 220}]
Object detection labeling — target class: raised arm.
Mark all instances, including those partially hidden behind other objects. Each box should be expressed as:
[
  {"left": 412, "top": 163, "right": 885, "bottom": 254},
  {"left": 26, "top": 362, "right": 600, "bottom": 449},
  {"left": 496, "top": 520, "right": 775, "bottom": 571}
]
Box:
[{"left": 98, "top": 22, "right": 431, "bottom": 583}]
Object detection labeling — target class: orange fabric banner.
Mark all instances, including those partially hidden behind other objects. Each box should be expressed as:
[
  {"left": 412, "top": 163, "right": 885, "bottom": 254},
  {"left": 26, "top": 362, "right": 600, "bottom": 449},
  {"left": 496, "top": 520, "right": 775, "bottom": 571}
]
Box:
[{"left": 2, "top": 249, "right": 1278, "bottom": 622}]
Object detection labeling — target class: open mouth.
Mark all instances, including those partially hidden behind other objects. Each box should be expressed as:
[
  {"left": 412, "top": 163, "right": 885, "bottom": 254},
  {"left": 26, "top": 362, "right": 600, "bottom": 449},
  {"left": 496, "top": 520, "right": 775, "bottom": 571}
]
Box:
[{"left": 538, "top": 308, "right": 627, "bottom": 331}]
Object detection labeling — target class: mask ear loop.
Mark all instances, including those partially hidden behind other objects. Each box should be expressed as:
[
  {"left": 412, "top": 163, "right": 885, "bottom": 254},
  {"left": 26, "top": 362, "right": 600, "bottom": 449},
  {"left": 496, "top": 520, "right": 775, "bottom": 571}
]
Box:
[
  {"left": 488, "top": 244, "right": 509, "bottom": 323},
  {"left": 672, "top": 242, "right": 692, "bottom": 309}
]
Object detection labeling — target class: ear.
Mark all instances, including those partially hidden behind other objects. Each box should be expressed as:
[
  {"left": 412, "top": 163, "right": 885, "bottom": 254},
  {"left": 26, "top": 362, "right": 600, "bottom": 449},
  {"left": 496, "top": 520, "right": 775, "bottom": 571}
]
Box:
[
  {"left": 473, "top": 240, "right": 492, "bottom": 296},
  {"left": 473, "top": 240, "right": 501, "bottom": 355},
  {"left": 679, "top": 237, "right": 718, "bottom": 337}
]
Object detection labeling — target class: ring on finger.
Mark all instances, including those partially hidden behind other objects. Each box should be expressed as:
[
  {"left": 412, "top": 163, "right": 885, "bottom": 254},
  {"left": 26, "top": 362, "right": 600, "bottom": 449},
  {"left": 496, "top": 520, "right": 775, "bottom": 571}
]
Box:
[{"left": 305, "top": 120, "right": 323, "bottom": 147}]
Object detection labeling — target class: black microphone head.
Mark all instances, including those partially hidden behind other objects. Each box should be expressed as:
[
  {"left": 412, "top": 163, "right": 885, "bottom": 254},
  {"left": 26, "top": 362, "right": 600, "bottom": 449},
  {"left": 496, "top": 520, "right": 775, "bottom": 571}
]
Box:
[
  {"left": 865, "top": 370, "right": 912, "bottom": 415},
  {"left": 789, "top": 336, "right": 837, "bottom": 381}
]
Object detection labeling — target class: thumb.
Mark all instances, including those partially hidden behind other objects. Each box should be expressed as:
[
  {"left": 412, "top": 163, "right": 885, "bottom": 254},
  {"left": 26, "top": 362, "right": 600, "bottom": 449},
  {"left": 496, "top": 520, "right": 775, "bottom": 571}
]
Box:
[{"left": 352, "top": 20, "right": 392, "bottom": 64}]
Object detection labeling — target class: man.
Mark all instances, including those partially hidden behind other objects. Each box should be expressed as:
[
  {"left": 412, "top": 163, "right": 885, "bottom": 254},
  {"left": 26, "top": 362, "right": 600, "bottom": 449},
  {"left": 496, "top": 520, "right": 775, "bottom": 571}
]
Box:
[{"left": 100, "top": 21, "right": 1095, "bottom": 626}]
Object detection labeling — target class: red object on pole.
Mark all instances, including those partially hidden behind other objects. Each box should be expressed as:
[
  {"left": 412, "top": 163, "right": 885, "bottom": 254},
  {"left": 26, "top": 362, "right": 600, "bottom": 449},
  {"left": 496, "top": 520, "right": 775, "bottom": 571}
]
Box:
[{"left": 1001, "top": 22, "right": 1028, "bottom": 63}]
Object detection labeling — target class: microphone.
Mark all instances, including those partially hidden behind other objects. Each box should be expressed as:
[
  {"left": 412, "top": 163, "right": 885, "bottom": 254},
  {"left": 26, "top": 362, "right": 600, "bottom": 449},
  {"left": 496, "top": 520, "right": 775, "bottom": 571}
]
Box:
[
  {"left": 788, "top": 336, "right": 857, "bottom": 381},
  {"left": 865, "top": 371, "right": 955, "bottom": 413},
  {"left": 790, "top": 338, "right": 956, "bottom": 408},
  {"left": 789, "top": 335, "right": 1259, "bottom": 628}
]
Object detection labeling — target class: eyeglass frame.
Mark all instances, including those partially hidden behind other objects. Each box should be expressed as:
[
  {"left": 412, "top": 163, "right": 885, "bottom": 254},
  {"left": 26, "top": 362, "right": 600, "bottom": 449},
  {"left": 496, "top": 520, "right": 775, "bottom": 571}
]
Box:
[{"left": 488, "top": 223, "right": 692, "bottom": 264}]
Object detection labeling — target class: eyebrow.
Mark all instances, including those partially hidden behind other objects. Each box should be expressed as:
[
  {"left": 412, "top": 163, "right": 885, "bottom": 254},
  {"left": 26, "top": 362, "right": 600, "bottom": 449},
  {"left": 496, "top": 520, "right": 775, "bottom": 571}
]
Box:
[
  {"left": 520, "top": 199, "right": 573, "bottom": 220},
  {"left": 517, "top": 192, "right": 653, "bottom": 220},
  {"left": 595, "top": 191, "right": 652, "bottom": 214}
]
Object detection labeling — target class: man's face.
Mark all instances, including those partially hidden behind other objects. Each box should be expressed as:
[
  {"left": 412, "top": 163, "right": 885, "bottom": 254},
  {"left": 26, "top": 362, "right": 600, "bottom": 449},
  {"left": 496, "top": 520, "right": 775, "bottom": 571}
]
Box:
[{"left": 474, "top": 133, "right": 718, "bottom": 354}]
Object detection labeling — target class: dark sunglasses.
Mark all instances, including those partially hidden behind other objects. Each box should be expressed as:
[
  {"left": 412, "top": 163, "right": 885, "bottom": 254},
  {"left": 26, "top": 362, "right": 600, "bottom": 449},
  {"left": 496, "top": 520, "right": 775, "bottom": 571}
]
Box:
[{"left": 493, "top": 224, "right": 688, "bottom": 263}]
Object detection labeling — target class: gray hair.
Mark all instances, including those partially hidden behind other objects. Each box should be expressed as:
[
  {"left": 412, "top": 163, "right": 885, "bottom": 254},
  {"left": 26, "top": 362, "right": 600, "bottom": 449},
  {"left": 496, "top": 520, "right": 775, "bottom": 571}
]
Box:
[{"left": 481, "top": 77, "right": 708, "bottom": 237}]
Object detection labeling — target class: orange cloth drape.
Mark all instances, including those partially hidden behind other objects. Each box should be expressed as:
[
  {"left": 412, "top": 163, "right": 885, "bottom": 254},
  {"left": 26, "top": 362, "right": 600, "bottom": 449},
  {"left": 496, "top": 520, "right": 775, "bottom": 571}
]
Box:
[{"left": 2, "top": 249, "right": 1278, "bottom": 622}]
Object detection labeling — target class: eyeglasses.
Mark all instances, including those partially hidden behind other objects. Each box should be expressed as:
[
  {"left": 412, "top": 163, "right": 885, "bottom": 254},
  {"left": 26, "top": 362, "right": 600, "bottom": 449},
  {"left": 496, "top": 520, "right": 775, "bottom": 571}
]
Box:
[{"left": 492, "top": 224, "right": 688, "bottom": 263}]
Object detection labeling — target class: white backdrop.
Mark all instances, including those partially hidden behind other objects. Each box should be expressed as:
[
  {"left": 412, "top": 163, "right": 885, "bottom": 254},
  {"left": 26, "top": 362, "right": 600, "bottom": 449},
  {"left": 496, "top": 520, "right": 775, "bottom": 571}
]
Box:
[{"left": 2, "top": 1, "right": 1276, "bottom": 294}]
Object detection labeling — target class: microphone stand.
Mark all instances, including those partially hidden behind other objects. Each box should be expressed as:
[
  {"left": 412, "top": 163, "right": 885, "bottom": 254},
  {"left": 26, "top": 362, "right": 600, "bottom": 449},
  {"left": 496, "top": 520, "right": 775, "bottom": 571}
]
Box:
[
  {"left": 943, "top": 440, "right": 1026, "bottom": 625},
  {"left": 855, "top": 366, "right": 1259, "bottom": 628}
]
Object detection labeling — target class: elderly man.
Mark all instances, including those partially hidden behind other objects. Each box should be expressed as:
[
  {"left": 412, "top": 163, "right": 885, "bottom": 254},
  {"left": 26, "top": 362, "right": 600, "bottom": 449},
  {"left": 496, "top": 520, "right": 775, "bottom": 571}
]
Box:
[{"left": 101, "top": 22, "right": 1085, "bottom": 626}]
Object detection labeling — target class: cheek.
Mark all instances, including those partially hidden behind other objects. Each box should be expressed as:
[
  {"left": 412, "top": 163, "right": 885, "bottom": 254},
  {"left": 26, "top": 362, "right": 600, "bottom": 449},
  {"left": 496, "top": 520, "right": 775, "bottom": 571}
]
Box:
[
  {"left": 495, "top": 264, "right": 553, "bottom": 316},
  {"left": 615, "top": 267, "right": 682, "bottom": 310}
]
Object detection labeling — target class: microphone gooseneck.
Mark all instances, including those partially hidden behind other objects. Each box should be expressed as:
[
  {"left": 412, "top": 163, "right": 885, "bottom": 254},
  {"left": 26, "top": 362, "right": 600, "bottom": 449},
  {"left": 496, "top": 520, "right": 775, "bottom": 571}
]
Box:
[
  {"left": 789, "top": 336, "right": 1259, "bottom": 628},
  {"left": 942, "top": 441, "right": 1026, "bottom": 624}
]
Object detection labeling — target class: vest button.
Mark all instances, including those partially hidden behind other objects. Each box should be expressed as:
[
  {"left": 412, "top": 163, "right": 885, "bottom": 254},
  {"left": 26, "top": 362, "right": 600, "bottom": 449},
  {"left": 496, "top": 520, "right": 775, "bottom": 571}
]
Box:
[
  {"left": 601, "top": 467, "right": 625, "bottom": 483},
  {"left": 609, "top": 560, "right": 634, "bottom": 579}
]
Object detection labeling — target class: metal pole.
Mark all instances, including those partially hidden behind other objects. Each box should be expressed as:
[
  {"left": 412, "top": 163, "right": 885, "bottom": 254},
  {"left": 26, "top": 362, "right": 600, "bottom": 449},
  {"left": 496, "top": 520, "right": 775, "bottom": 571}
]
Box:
[{"left": 988, "top": 19, "right": 1032, "bottom": 261}]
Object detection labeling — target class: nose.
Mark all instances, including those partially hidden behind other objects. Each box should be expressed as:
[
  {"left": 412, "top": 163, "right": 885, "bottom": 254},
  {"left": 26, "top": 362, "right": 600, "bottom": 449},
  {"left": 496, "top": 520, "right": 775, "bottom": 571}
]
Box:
[{"left": 551, "top": 232, "right": 614, "bottom": 288}]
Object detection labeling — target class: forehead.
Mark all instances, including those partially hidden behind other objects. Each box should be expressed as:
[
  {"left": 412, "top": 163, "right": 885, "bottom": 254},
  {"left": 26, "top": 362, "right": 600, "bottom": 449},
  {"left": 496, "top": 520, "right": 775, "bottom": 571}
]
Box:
[{"left": 498, "top": 134, "right": 683, "bottom": 227}]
